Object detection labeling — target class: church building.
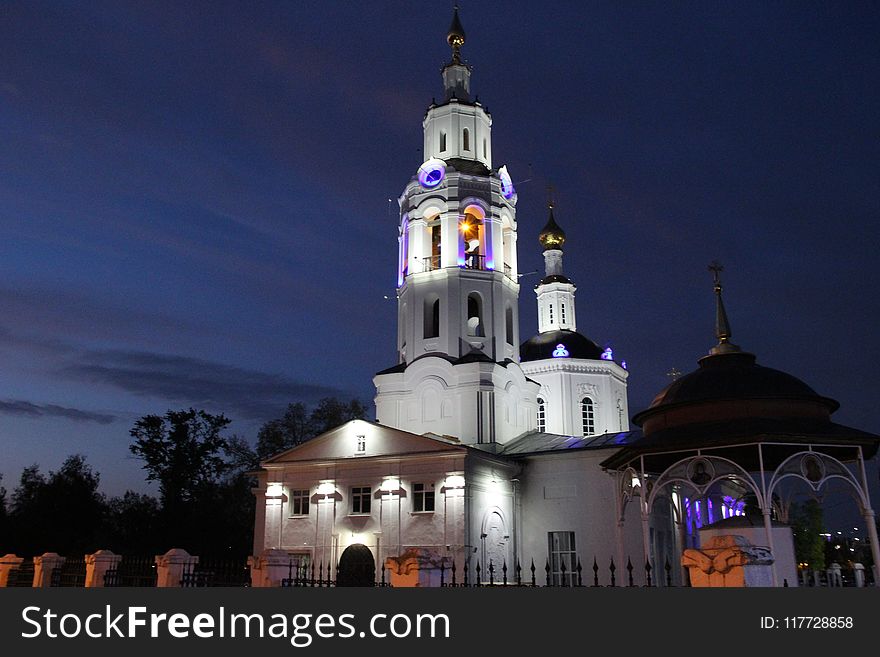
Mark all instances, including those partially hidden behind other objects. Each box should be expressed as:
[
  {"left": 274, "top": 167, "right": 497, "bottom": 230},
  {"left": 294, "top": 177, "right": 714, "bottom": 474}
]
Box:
[{"left": 252, "top": 9, "right": 880, "bottom": 587}]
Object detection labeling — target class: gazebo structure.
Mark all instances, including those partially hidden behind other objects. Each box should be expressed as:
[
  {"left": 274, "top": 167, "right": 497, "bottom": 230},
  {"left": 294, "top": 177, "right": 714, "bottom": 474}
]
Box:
[{"left": 602, "top": 264, "right": 880, "bottom": 586}]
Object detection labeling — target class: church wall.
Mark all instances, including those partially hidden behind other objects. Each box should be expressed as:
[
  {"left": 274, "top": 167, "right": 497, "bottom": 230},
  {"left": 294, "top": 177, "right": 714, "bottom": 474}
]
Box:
[
  {"left": 374, "top": 358, "right": 539, "bottom": 445},
  {"left": 517, "top": 450, "right": 655, "bottom": 585},
  {"left": 523, "top": 361, "right": 629, "bottom": 436},
  {"left": 464, "top": 455, "right": 518, "bottom": 580},
  {"left": 256, "top": 454, "right": 468, "bottom": 578}
]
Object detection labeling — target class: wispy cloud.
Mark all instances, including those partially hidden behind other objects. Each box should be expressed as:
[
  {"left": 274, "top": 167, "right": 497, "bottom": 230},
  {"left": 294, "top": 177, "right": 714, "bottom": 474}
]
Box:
[
  {"left": 0, "top": 399, "right": 115, "bottom": 424},
  {"left": 60, "top": 349, "right": 342, "bottom": 420}
]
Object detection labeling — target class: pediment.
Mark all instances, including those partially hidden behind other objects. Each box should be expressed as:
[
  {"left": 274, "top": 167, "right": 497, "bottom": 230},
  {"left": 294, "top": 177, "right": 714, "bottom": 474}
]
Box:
[{"left": 261, "top": 419, "right": 464, "bottom": 465}]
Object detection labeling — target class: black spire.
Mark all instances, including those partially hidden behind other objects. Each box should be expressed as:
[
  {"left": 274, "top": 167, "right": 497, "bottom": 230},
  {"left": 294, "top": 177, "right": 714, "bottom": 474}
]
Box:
[{"left": 708, "top": 261, "right": 741, "bottom": 355}]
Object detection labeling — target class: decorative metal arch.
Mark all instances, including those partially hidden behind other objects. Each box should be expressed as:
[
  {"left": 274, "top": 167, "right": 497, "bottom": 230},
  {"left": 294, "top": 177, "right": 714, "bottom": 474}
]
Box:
[
  {"left": 646, "top": 455, "right": 765, "bottom": 514},
  {"left": 767, "top": 450, "right": 868, "bottom": 511},
  {"left": 616, "top": 466, "right": 641, "bottom": 522}
]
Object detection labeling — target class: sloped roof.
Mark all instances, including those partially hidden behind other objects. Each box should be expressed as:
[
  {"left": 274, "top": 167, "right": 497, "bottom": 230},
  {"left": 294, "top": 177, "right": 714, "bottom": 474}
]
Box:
[
  {"left": 261, "top": 419, "right": 466, "bottom": 466},
  {"left": 500, "top": 429, "right": 642, "bottom": 456}
]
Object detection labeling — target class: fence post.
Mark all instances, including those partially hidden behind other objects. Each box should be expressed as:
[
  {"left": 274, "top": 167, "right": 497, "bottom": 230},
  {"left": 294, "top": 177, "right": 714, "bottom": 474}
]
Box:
[
  {"left": 0, "top": 555, "right": 24, "bottom": 587},
  {"left": 33, "top": 553, "right": 65, "bottom": 588},
  {"left": 85, "top": 550, "right": 122, "bottom": 588},
  {"left": 155, "top": 548, "right": 197, "bottom": 587},
  {"left": 248, "top": 548, "right": 292, "bottom": 587},
  {"left": 854, "top": 563, "right": 865, "bottom": 588}
]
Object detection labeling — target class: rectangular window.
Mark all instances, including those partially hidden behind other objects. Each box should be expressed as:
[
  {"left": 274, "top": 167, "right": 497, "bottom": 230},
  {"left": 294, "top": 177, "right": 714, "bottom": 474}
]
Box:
[
  {"left": 549, "top": 303, "right": 554, "bottom": 324},
  {"left": 548, "top": 531, "right": 577, "bottom": 586},
  {"left": 440, "top": 131, "right": 446, "bottom": 152},
  {"left": 356, "top": 434, "right": 366, "bottom": 454},
  {"left": 561, "top": 303, "right": 566, "bottom": 324},
  {"left": 289, "top": 489, "right": 310, "bottom": 517},
  {"left": 412, "top": 483, "right": 435, "bottom": 512},
  {"left": 351, "top": 486, "right": 371, "bottom": 515}
]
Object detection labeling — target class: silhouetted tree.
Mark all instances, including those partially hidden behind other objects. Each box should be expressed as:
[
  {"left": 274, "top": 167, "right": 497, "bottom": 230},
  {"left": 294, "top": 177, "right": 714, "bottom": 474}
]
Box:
[
  {"left": 129, "top": 409, "right": 231, "bottom": 510},
  {"left": 790, "top": 499, "right": 826, "bottom": 571},
  {"left": 255, "top": 397, "right": 367, "bottom": 461},
  {"left": 310, "top": 397, "right": 368, "bottom": 434},
  {"left": 129, "top": 409, "right": 257, "bottom": 557},
  {"left": 255, "top": 402, "right": 312, "bottom": 462},
  {"left": 102, "top": 491, "right": 163, "bottom": 555},
  {"left": 0, "top": 474, "right": 7, "bottom": 541},
  {"left": 7, "top": 456, "right": 107, "bottom": 556}
]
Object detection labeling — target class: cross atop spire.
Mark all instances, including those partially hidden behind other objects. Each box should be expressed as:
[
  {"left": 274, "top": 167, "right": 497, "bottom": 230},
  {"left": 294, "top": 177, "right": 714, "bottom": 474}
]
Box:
[
  {"left": 447, "top": 5, "right": 466, "bottom": 64},
  {"left": 441, "top": 6, "right": 472, "bottom": 101},
  {"left": 708, "top": 261, "right": 741, "bottom": 355}
]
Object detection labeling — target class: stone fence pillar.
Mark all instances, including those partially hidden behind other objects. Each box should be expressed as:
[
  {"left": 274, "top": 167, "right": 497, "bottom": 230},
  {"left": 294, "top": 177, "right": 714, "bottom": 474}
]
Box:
[
  {"left": 85, "top": 549, "right": 122, "bottom": 588},
  {"left": 853, "top": 563, "right": 865, "bottom": 587},
  {"left": 155, "top": 548, "right": 197, "bottom": 587},
  {"left": 0, "top": 555, "right": 25, "bottom": 587},
  {"left": 33, "top": 553, "right": 65, "bottom": 588},
  {"left": 385, "top": 548, "right": 444, "bottom": 587},
  {"left": 827, "top": 563, "right": 843, "bottom": 587},
  {"left": 682, "top": 535, "right": 774, "bottom": 587},
  {"left": 249, "top": 548, "right": 294, "bottom": 587}
]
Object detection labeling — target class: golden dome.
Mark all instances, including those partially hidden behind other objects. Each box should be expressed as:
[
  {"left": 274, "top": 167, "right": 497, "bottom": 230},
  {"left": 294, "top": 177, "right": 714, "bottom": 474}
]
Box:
[
  {"left": 538, "top": 205, "right": 566, "bottom": 251},
  {"left": 447, "top": 7, "right": 466, "bottom": 49}
]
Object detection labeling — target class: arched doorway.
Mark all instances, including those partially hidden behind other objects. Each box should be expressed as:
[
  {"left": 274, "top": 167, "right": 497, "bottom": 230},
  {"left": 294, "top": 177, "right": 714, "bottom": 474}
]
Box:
[
  {"left": 336, "top": 544, "right": 375, "bottom": 587},
  {"left": 482, "top": 510, "right": 508, "bottom": 575}
]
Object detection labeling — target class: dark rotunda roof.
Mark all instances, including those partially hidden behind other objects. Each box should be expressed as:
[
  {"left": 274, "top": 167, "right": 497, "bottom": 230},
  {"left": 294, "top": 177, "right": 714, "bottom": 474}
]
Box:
[
  {"left": 601, "top": 265, "right": 879, "bottom": 472},
  {"left": 520, "top": 329, "right": 604, "bottom": 362},
  {"left": 635, "top": 351, "right": 839, "bottom": 423}
]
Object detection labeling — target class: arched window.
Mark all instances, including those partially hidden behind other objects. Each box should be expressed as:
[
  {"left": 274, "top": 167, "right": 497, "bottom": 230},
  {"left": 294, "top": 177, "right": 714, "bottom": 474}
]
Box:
[
  {"left": 483, "top": 138, "right": 487, "bottom": 158},
  {"left": 424, "top": 297, "right": 440, "bottom": 339},
  {"left": 537, "top": 397, "right": 546, "bottom": 433},
  {"left": 505, "top": 305, "right": 514, "bottom": 345},
  {"left": 581, "top": 397, "right": 595, "bottom": 436},
  {"left": 440, "top": 131, "right": 447, "bottom": 152},
  {"left": 462, "top": 128, "right": 470, "bottom": 151},
  {"left": 467, "top": 293, "right": 483, "bottom": 337},
  {"left": 400, "top": 218, "right": 409, "bottom": 281},
  {"left": 461, "top": 204, "right": 486, "bottom": 270}
]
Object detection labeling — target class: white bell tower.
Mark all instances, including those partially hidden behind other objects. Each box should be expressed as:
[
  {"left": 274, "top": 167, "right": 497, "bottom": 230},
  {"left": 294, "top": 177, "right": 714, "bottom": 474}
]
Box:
[{"left": 375, "top": 8, "right": 538, "bottom": 446}]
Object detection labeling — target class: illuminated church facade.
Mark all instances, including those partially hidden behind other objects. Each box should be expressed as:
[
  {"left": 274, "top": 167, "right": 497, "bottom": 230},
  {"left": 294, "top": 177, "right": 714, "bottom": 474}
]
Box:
[{"left": 253, "top": 10, "right": 880, "bottom": 587}]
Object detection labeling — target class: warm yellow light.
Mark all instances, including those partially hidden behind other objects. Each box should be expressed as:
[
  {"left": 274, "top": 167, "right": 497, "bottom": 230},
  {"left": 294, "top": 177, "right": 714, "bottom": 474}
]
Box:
[
  {"left": 460, "top": 221, "right": 470, "bottom": 233},
  {"left": 445, "top": 474, "right": 465, "bottom": 488},
  {"left": 381, "top": 478, "right": 400, "bottom": 492}
]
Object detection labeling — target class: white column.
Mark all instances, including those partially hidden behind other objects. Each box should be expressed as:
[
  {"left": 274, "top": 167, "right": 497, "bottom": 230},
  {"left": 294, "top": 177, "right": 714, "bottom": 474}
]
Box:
[
  {"left": 863, "top": 509, "right": 880, "bottom": 588},
  {"left": 762, "top": 508, "right": 778, "bottom": 587}
]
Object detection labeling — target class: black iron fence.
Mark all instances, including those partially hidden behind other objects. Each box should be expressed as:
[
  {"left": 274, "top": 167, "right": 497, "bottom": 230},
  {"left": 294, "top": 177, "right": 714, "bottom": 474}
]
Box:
[
  {"left": 51, "top": 557, "right": 86, "bottom": 587},
  {"left": 180, "top": 558, "right": 251, "bottom": 587},
  {"left": 104, "top": 555, "right": 158, "bottom": 587},
  {"left": 438, "top": 556, "right": 676, "bottom": 587},
  {"left": 7, "top": 561, "right": 35, "bottom": 587},
  {"left": 281, "top": 560, "right": 392, "bottom": 588},
  {"left": 279, "top": 555, "right": 677, "bottom": 588}
]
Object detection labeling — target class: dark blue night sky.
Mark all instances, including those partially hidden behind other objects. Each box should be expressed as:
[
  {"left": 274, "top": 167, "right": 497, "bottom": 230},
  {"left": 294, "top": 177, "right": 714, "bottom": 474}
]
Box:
[{"left": 1, "top": 2, "right": 878, "bottom": 519}]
